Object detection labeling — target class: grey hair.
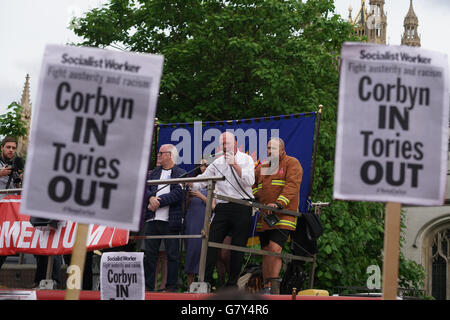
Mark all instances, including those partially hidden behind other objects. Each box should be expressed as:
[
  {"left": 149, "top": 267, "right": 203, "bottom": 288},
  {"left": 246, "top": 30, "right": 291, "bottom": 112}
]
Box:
[{"left": 161, "top": 144, "right": 178, "bottom": 162}]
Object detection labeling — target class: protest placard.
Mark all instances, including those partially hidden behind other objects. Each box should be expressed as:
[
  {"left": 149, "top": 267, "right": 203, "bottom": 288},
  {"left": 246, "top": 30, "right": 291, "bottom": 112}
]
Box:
[
  {"left": 334, "top": 42, "right": 449, "bottom": 300},
  {"left": 20, "top": 44, "right": 163, "bottom": 231},
  {"left": 334, "top": 42, "right": 449, "bottom": 206},
  {"left": 100, "top": 252, "right": 145, "bottom": 300}
]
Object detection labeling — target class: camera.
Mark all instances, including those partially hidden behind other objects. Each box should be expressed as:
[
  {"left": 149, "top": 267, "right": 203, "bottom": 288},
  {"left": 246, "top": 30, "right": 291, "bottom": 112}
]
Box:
[
  {"left": 5, "top": 157, "right": 23, "bottom": 172},
  {"left": 263, "top": 213, "right": 280, "bottom": 227},
  {"left": 10, "top": 157, "right": 23, "bottom": 172},
  {"left": 5, "top": 157, "right": 23, "bottom": 187}
]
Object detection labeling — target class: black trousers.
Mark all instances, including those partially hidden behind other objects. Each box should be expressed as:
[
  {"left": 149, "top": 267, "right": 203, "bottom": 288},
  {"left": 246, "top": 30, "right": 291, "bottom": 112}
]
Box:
[{"left": 205, "top": 202, "right": 252, "bottom": 287}]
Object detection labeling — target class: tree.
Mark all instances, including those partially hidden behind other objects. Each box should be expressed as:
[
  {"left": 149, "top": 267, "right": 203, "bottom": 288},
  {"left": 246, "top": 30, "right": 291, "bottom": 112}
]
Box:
[
  {"left": 71, "top": 0, "right": 352, "bottom": 121},
  {"left": 0, "top": 102, "right": 27, "bottom": 139},
  {"left": 71, "top": 0, "right": 426, "bottom": 294}
]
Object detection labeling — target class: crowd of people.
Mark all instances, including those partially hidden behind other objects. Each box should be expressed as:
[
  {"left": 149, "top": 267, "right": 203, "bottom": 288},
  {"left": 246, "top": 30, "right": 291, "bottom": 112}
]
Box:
[{"left": 0, "top": 133, "right": 304, "bottom": 294}]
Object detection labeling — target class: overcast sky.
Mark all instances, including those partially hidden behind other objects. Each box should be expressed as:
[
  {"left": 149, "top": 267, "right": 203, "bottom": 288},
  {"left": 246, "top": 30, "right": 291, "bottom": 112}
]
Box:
[
  {"left": 0, "top": 0, "right": 107, "bottom": 115},
  {"left": 1, "top": 0, "right": 449, "bottom": 115},
  {"left": 334, "top": 0, "right": 450, "bottom": 54}
]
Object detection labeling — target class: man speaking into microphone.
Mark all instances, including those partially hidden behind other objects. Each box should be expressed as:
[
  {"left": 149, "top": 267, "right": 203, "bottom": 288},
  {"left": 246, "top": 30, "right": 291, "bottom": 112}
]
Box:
[{"left": 192, "top": 132, "right": 255, "bottom": 290}]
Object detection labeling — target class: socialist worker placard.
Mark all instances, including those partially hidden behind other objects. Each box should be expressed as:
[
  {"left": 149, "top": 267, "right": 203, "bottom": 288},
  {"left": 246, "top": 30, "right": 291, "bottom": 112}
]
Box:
[
  {"left": 20, "top": 45, "right": 163, "bottom": 230},
  {"left": 334, "top": 42, "right": 449, "bottom": 205}
]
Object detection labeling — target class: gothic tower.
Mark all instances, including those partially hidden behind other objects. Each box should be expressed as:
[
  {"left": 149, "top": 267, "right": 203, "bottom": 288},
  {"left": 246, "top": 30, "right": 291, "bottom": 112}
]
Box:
[
  {"left": 401, "top": 0, "right": 421, "bottom": 47},
  {"left": 17, "top": 74, "right": 32, "bottom": 157},
  {"left": 348, "top": 0, "right": 369, "bottom": 39},
  {"left": 367, "top": 0, "right": 387, "bottom": 44},
  {"left": 348, "top": 0, "right": 387, "bottom": 44}
]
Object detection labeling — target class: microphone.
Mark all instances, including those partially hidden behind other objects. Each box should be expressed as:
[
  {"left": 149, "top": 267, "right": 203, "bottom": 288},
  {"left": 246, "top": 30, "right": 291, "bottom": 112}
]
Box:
[
  {"left": 205, "top": 151, "right": 224, "bottom": 163},
  {"left": 211, "top": 151, "right": 224, "bottom": 158}
]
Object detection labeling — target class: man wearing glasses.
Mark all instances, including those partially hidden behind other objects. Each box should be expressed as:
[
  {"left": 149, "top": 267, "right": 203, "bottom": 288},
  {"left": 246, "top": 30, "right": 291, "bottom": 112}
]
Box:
[{"left": 144, "top": 144, "right": 186, "bottom": 292}]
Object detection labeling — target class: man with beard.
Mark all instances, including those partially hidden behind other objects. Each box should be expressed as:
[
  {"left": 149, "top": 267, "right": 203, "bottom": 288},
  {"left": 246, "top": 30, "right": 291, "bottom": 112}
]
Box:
[
  {"left": 0, "top": 136, "right": 22, "bottom": 190},
  {"left": 253, "top": 137, "right": 303, "bottom": 294},
  {"left": 0, "top": 136, "right": 23, "bottom": 270}
]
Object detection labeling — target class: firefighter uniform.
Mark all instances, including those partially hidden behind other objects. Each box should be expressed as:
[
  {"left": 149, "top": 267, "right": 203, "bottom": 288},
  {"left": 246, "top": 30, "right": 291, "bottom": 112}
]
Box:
[{"left": 253, "top": 150, "right": 303, "bottom": 232}]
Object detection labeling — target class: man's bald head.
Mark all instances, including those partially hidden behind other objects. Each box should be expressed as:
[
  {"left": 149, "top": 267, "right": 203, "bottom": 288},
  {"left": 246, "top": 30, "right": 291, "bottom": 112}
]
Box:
[
  {"left": 268, "top": 137, "right": 285, "bottom": 158},
  {"left": 220, "top": 132, "right": 237, "bottom": 155}
]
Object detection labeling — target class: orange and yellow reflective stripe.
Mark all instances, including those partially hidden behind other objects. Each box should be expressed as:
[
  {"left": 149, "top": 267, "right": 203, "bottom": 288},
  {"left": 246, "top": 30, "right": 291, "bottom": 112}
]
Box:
[{"left": 277, "top": 195, "right": 290, "bottom": 206}]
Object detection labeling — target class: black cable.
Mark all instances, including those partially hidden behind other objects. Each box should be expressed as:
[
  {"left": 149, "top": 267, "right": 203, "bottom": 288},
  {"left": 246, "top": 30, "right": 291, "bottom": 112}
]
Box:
[
  {"left": 209, "top": 161, "right": 248, "bottom": 201},
  {"left": 149, "top": 160, "right": 207, "bottom": 197},
  {"left": 229, "top": 164, "right": 254, "bottom": 201}
]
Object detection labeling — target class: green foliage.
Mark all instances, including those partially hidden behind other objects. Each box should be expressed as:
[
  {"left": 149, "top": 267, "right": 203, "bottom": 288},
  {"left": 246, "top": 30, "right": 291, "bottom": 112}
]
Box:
[
  {"left": 314, "top": 200, "right": 385, "bottom": 292},
  {"left": 72, "top": 0, "right": 426, "bottom": 294},
  {"left": 398, "top": 253, "right": 427, "bottom": 298},
  {"left": 71, "top": 0, "right": 354, "bottom": 122},
  {"left": 0, "top": 102, "right": 27, "bottom": 140},
  {"left": 397, "top": 210, "right": 428, "bottom": 298}
]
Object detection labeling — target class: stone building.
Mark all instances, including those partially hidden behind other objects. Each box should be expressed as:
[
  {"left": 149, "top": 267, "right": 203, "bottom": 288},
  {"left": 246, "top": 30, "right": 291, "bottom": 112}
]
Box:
[
  {"left": 348, "top": 0, "right": 387, "bottom": 44},
  {"left": 348, "top": 1, "right": 449, "bottom": 300},
  {"left": 347, "top": 0, "right": 421, "bottom": 47},
  {"left": 401, "top": 0, "right": 421, "bottom": 47},
  {"left": 17, "top": 74, "right": 32, "bottom": 157}
]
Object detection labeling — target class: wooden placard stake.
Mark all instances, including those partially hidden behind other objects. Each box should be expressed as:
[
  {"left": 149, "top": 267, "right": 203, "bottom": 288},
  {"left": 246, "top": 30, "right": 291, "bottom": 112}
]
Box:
[
  {"left": 65, "top": 223, "right": 89, "bottom": 300},
  {"left": 382, "top": 202, "right": 402, "bottom": 300}
]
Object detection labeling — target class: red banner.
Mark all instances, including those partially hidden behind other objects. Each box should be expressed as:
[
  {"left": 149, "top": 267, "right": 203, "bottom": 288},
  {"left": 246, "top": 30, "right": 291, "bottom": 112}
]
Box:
[{"left": 0, "top": 195, "right": 129, "bottom": 255}]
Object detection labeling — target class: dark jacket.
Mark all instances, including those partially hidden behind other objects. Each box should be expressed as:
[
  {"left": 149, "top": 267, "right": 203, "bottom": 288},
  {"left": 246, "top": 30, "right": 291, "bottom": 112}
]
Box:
[{"left": 145, "top": 165, "right": 186, "bottom": 232}]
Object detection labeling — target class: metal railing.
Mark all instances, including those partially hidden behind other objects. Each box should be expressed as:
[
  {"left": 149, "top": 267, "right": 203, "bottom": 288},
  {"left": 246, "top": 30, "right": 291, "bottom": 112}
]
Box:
[
  {"left": 1, "top": 177, "right": 325, "bottom": 291},
  {"left": 0, "top": 188, "right": 22, "bottom": 194},
  {"left": 143, "top": 176, "right": 322, "bottom": 289}
]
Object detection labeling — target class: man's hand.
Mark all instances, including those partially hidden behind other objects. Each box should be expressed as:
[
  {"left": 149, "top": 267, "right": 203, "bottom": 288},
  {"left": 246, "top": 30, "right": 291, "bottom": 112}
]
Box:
[
  {"left": 266, "top": 203, "right": 279, "bottom": 212},
  {"left": 148, "top": 196, "right": 161, "bottom": 211},
  {"left": 224, "top": 151, "right": 235, "bottom": 165},
  {"left": 0, "top": 166, "right": 12, "bottom": 177},
  {"left": 226, "top": 152, "right": 244, "bottom": 178}
]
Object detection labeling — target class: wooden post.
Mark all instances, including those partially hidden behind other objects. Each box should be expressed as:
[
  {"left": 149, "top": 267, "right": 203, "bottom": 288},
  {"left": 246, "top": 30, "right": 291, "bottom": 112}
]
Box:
[
  {"left": 382, "top": 202, "right": 402, "bottom": 300},
  {"left": 45, "top": 255, "right": 54, "bottom": 280},
  {"left": 65, "top": 223, "right": 89, "bottom": 300}
]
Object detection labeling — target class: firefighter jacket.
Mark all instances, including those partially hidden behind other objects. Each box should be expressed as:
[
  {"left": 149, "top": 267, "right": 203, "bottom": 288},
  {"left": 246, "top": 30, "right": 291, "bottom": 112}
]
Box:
[{"left": 253, "top": 151, "right": 303, "bottom": 231}]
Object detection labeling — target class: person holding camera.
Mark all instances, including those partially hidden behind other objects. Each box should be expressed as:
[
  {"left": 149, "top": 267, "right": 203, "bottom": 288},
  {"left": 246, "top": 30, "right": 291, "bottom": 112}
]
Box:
[
  {"left": 253, "top": 137, "right": 303, "bottom": 294},
  {"left": 0, "top": 136, "right": 23, "bottom": 190},
  {"left": 0, "top": 136, "right": 23, "bottom": 269}
]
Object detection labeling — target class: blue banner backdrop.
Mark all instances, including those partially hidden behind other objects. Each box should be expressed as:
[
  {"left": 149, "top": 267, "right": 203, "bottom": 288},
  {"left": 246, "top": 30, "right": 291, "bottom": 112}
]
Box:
[{"left": 157, "top": 113, "right": 316, "bottom": 213}]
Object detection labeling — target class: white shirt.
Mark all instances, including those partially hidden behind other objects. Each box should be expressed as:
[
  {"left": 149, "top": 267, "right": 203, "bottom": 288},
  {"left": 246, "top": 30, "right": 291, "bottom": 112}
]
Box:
[
  {"left": 153, "top": 168, "right": 172, "bottom": 222},
  {"left": 194, "top": 151, "right": 255, "bottom": 204}
]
